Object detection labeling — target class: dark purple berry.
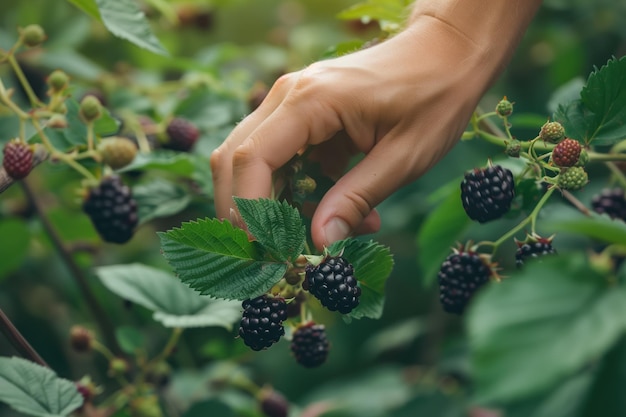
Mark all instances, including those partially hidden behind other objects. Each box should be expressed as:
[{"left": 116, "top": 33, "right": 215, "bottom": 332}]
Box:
[
  {"left": 591, "top": 188, "right": 626, "bottom": 221},
  {"left": 304, "top": 256, "right": 361, "bottom": 314},
  {"left": 238, "top": 295, "right": 287, "bottom": 351},
  {"left": 164, "top": 117, "right": 199, "bottom": 152},
  {"left": 82, "top": 175, "right": 138, "bottom": 244},
  {"left": 259, "top": 389, "right": 289, "bottom": 417},
  {"left": 515, "top": 239, "right": 556, "bottom": 267},
  {"left": 291, "top": 322, "right": 329, "bottom": 368},
  {"left": 461, "top": 165, "right": 515, "bottom": 223},
  {"left": 438, "top": 249, "right": 492, "bottom": 315}
]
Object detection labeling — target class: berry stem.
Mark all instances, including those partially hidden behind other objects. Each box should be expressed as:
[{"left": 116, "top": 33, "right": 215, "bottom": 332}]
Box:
[
  {"left": 0, "top": 307, "right": 49, "bottom": 367},
  {"left": 6, "top": 54, "right": 43, "bottom": 108},
  {"left": 491, "top": 185, "right": 556, "bottom": 253},
  {"left": 606, "top": 162, "right": 626, "bottom": 190},
  {"left": 86, "top": 121, "right": 95, "bottom": 151},
  {"left": 0, "top": 77, "right": 30, "bottom": 119},
  {"left": 588, "top": 151, "right": 626, "bottom": 162},
  {"left": 144, "top": 327, "right": 183, "bottom": 373},
  {"left": 476, "top": 130, "right": 553, "bottom": 152}
]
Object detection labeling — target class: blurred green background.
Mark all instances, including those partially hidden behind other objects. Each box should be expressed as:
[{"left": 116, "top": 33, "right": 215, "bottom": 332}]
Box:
[{"left": 0, "top": 1, "right": 625, "bottom": 416}]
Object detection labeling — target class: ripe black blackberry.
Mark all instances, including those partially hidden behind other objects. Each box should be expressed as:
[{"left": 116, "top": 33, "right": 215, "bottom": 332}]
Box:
[
  {"left": 163, "top": 117, "right": 199, "bottom": 152},
  {"left": 238, "top": 295, "right": 287, "bottom": 351},
  {"left": 461, "top": 165, "right": 515, "bottom": 223},
  {"left": 82, "top": 176, "right": 138, "bottom": 244},
  {"left": 304, "top": 255, "right": 361, "bottom": 314},
  {"left": 291, "top": 322, "right": 329, "bottom": 368},
  {"left": 591, "top": 188, "right": 626, "bottom": 221},
  {"left": 515, "top": 239, "right": 556, "bottom": 268},
  {"left": 438, "top": 248, "right": 492, "bottom": 315}
]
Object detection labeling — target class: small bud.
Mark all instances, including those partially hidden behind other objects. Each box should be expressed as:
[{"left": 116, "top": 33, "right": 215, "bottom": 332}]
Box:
[
  {"left": 21, "top": 24, "right": 46, "bottom": 47},
  {"left": 495, "top": 96, "right": 513, "bottom": 117},
  {"left": 109, "top": 357, "right": 129, "bottom": 376},
  {"left": 47, "top": 70, "right": 69, "bottom": 92},
  {"left": 504, "top": 139, "right": 521, "bottom": 158},
  {"left": 47, "top": 114, "right": 68, "bottom": 129},
  {"left": 539, "top": 121, "right": 565, "bottom": 143},
  {"left": 70, "top": 326, "right": 94, "bottom": 353},
  {"left": 294, "top": 175, "right": 317, "bottom": 195},
  {"left": 79, "top": 95, "right": 102, "bottom": 122}
]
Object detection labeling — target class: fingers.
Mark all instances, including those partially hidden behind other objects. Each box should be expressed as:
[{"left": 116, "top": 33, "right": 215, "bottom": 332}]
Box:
[{"left": 310, "top": 138, "right": 413, "bottom": 250}]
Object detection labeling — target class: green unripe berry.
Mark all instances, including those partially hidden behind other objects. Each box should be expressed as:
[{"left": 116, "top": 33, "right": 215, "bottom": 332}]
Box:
[
  {"left": 108, "top": 357, "right": 129, "bottom": 376},
  {"left": 47, "top": 70, "right": 69, "bottom": 92},
  {"left": 575, "top": 149, "right": 589, "bottom": 167},
  {"left": 47, "top": 114, "right": 68, "bottom": 129},
  {"left": 496, "top": 97, "right": 513, "bottom": 117},
  {"left": 21, "top": 24, "right": 46, "bottom": 47},
  {"left": 505, "top": 139, "right": 522, "bottom": 158},
  {"left": 539, "top": 121, "right": 565, "bottom": 143},
  {"left": 79, "top": 95, "right": 102, "bottom": 122},
  {"left": 557, "top": 166, "right": 588, "bottom": 191}
]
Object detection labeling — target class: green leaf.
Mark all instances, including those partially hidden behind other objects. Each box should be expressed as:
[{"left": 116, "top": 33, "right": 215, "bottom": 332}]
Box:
[
  {"left": 336, "top": 0, "right": 408, "bottom": 24},
  {"left": 555, "top": 56, "right": 626, "bottom": 145},
  {"left": 115, "top": 326, "right": 145, "bottom": 354},
  {"left": 133, "top": 179, "right": 191, "bottom": 224},
  {"left": 234, "top": 198, "right": 305, "bottom": 262},
  {"left": 66, "top": 0, "right": 101, "bottom": 20},
  {"left": 417, "top": 186, "right": 470, "bottom": 287},
  {"left": 94, "top": 0, "right": 168, "bottom": 56},
  {"left": 96, "top": 263, "right": 241, "bottom": 329},
  {"left": 328, "top": 239, "right": 394, "bottom": 319},
  {"left": 0, "top": 356, "right": 83, "bottom": 417},
  {"left": 159, "top": 219, "right": 288, "bottom": 301},
  {"left": 0, "top": 219, "right": 30, "bottom": 281},
  {"left": 468, "top": 255, "right": 626, "bottom": 404},
  {"left": 173, "top": 88, "right": 246, "bottom": 132},
  {"left": 547, "top": 214, "right": 626, "bottom": 245},
  {"left": 119, "top": 151, "right": 197, "bottom": 176}
]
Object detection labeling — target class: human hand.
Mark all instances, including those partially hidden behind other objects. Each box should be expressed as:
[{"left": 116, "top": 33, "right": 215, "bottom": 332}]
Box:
[{"left": 211, "top": 1, "right": 541, "bottom": 251}]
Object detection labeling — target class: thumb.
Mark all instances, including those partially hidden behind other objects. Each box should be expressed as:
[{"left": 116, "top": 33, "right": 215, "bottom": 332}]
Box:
[{"left": 310, "top": 143, "right": 410, "bottom": 250}]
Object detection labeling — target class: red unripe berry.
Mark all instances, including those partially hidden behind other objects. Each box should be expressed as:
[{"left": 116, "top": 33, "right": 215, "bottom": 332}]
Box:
[
  {"left": 551, "top": 138, "right": 582, "bottom": 167},
  {"left": 3, "top": 139, "right": 33, "bottom": 179}
]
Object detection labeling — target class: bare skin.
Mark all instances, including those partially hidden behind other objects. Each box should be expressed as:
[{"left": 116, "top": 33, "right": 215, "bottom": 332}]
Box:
[{"left": 211, "top": 0, "right": 543, "bottom": 250}]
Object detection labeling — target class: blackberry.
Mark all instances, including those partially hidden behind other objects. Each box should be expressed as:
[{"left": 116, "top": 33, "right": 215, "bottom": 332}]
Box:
[
  {"left": 238, "top": 295, "right": 287, "bottom": 351},
  {"left": 3, "top": 139, "right": 33, "bottom": 180},
  {"left": 438, "top": 249, "right": 492, "bottom": 314},
  {"left": 82, "top": 175, "right": 138, "bottom": 244},
  {"left": 551, "top": 139, "right": 582, "bottom": 168},
  {"left": 461, "top": 165, "right": 515, "bottom": 223},
  {"left": 259, "top": 388, "right": 289, "bottom": 417},
  {"left": 515, "top": 238, "right": 556, "bottom": 267},
  {"left": 304, "top": 256, "right": 361, "bottom": 314},
  {"left": 99, "top": 136, "right": 138, "bottom": 170},
  {"left": 164, "top": 117, "right": 199, "bottom": 152},
  {"left": 591, "top": 188, "right": 626, "bottom": 221},
  {"left": 291, "top": 322, "right": 329, "bottom": 368}
]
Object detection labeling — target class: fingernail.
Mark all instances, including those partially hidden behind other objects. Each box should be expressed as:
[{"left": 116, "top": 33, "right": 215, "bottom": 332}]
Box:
[{"left": 323, "top": 218, "right": 350, "bottom": 245}]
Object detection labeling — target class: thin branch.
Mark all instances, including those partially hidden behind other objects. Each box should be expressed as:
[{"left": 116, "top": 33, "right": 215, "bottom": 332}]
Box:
[
  {"left": 0, "top": 307, "right": 48, "bottom": 367},
  {"left": 19, "top": 179, "right": 123, "bottom": 356}
]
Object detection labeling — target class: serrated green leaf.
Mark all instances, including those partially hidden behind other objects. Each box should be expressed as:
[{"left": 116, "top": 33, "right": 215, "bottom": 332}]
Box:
[
  {"left": 0, "top": 357, "right": 83, "bottom": 417},
  {"left": 555, "top": 56, "right": 626, "bottom": 145},
  {"left": 417, "top": 186, "right": 470, "bottom": 287},
  {"left": 328, "top": 239, "right": 394, "bottom": 319},
  {"left": 95, "top": 0, "right": 168, "bottom": 56},
  {"left": 133, "top": 179, "right": 191, "bottom": 224},
  {"left": 96, "top": 263, "right": 241, "bottom": 329},
  {"left": 159, "top": 219, "right": 288, "bottom": 301},
  {"left": 234, "top": 198, "right": 306, "bottom": 262},
  {"left": 468, "top": 255, "right": 626, "bottom": 404}
]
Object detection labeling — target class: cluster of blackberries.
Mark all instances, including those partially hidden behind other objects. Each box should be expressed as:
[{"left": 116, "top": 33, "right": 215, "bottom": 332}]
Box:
[
  {"left": 461, "top": 165, "right": 515, "bottom": 223},
  {"left": 82, "top": 175, "right": 138, "bottom": 244},
  {"left": 592, "top": 188, "right": 626, "bottom": 221}
]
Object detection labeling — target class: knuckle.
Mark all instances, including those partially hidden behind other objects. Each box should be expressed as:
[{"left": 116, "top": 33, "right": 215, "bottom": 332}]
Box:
[
  {"left": 232, "top": 140, "right": 258, "bottom": 169},
  {"left": 343, "top": 189, "right": 375, "bottom": 224},
  {"left": 209, "top": 148, "right": 222, "bottom": 177}
]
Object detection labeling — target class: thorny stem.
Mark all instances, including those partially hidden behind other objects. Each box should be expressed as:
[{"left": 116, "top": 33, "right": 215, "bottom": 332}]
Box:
[
  {"left": 0, "top": 307, "right": 48, "bottom": 367},
  {"left": 19, "top": 180, "right": 123, "bottom": 356}
]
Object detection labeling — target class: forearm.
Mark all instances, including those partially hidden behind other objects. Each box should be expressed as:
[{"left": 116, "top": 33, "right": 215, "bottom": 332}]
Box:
[{"left": 408, "top": 0, "right": 542, "bottom": 79}]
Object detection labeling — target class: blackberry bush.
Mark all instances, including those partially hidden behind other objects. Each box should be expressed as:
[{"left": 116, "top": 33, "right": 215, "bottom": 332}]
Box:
[
  {"left": 82, "top": 175, "right": 138, "bottom": 244},
  {"left": 304, "top": 255, "right": 361, "bottom": 314},
  {"left": 238, "top": 295, "right": 287, "bottom": 351},
  {"left": 460, "top": 165, "right": 515, "bottom": 223}
]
